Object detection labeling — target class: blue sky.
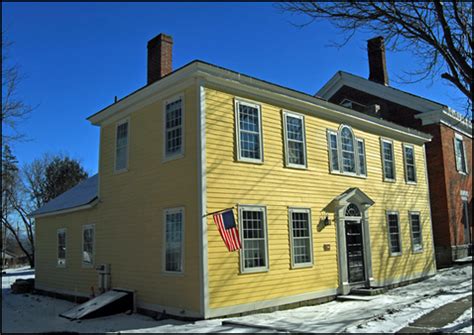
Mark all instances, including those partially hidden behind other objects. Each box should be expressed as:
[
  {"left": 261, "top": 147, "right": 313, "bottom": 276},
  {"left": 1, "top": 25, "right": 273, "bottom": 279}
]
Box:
[{"left": 2, "top": 2, "right": 466, "bottom": 175}]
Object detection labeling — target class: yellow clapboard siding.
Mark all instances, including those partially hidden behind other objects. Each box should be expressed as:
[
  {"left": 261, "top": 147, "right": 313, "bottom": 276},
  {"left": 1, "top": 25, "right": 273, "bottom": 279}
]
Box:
[{"left": 205, "top": 87, "right": 435, "bottom": 310}]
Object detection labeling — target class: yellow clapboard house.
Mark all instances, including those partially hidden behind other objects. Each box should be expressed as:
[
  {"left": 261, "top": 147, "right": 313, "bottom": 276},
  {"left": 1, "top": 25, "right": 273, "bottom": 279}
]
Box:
[{"left": 32, "top": 34, "right": 436, "bottom": 319}]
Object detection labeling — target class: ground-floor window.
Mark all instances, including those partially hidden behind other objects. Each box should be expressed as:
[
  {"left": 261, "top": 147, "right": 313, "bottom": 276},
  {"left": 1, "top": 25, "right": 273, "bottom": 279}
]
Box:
[
  {"left": 57, "top": 228, "right": 66, "bottom": 267},
  {"left": 164, "top": 207, "right": 184, "bottom": 273},
  {"left": 387, "top": 211, "right": 402, "bottom": 256},
  {"left": 409, "top": 212, "right": 423, "bottom": 252},
  {"left": 239, "top": 206, "right": 268, "bottom": 273},
  {"left": 289, "top": 208, "right": 313, "bottom": 268},
  {"left": 82, "top": 224, "right": 95, "bottom": 266}
]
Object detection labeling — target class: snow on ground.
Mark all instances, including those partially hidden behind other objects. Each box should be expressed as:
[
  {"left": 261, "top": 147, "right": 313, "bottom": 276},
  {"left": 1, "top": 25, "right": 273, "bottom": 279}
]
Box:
[{"left": 2, "top": 264, "right": 472, "bottom": 333}]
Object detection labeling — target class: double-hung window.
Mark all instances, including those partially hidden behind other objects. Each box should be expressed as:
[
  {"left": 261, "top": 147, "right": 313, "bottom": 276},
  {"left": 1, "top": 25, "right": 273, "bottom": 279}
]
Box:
[
  {"left": 82, "top": 224, "right": 95, "bottom": 266},
  {"left": 403, "top": 144, "right": 417, "bottom": 184},
  {"left": 115, "top": 119, "right": 129, "bottom": 172},
  {"left": 327, "top": 125, "right": 366, "bottom": 177},
  {"left": 289, "top": 208, "right": 313, "bottom": 268},
  {"left": 283, "top": 111, "right": 306, "bottom": 168},
  {"left": 239, "top": 206, "right": 268, "bottom": 273},
  {"left": 409, "top": 212, "right": 423, "bottom": 252},
  {"left": 454, "top": 134, "right": 468, "bottom": 174},
  {"left": 164, "top": 96, "right": 184, "bottom": 160},
  {"left": 387, "top": 212, "right": 402, "bottom": 256},
  {"left": 235, "top": 100, "right": 263, "bottom": 163},
  {"left": 57, "top": 228, "right": 66, "bottom": 267},
  {"left": 381, "top": 139, "right": 396, "bottom": 181},
  {"left": 164, "top": 207, "right": 184, "bottom": 273}
]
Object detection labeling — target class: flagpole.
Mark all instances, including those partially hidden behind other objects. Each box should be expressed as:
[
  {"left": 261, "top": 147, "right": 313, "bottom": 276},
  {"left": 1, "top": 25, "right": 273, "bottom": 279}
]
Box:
[{"left": 203, "top": 207, "right": 235, "bottom": 218}]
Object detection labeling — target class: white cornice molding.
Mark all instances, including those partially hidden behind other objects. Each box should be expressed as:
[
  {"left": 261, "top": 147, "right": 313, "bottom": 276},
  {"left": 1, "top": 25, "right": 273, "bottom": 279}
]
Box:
[
  {"left": 31, "top": 198, "right": 99, "bottom": 218},
  {"left": 415, "top": 109, "right": 472, "bottom": 138},
  {"left": 87, "top": 61, "right": 432, "bottom": 144}
]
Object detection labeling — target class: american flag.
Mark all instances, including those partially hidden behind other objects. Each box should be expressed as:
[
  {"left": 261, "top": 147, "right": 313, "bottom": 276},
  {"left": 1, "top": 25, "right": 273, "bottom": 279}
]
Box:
[{"left": 213, "top": 209, "right": 242, "bottom": 252}]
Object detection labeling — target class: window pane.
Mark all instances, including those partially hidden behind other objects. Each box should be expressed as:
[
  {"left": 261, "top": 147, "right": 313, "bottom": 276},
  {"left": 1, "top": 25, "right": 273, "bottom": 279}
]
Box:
[
  {"left": 57, "top": 231, "right": 66, "bottom": 264},
  {"left": 165, "top": 99, "right": 183, "bottom": 156},
  {"left": 242, "top": 209, "right": 266, "bottom": 269},
  {"left": 405, "top": 146, "right": 416, "bottom": 182},
  {"left": 82, "top": 227, "right": 94, "bottom": 264},
  {"left": 329, "top": 133, "right": 339, "bottom": 171},
  {"left": 388, "top": 214, "right": 401, "bottom": 253},
  {"left": 286, "top": 116, "right": 303, "bottom": 141},
  {"left": 383, "top": 142, "right": 395, "bottom": 180},
  {"left": 291, "top": 211, "right": 311, "bottom": 265},
  {"left": 115, "top": 122, "right": 128, "bottom": 170},
  {"left": 358, "top": 140, "right": 366, "bottom": 175},
  {"left": 288, "top": 141, "right": 305, "bottom": 165},
  {"left": 341, "top": 128, "right": 356, "bottom": 173},
  {"left": 410, "top": 214, "right": 422, "bottom": 251},
  {"left": 238, "top": 104, "right": 261, "bottom": 160},
  {"left": 455, "top": 138, "right": 467, "bottom": 173},
  {"left": 286, "top": 115, "right": 305, "bottom": 166},
  {"left": 165, "top": 210, "right": 183, "bottom": 272}
]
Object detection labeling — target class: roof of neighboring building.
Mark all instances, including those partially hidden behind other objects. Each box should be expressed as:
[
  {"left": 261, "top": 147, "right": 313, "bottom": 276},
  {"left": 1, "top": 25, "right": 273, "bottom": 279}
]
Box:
[
  {"left": 317, "top": 71, "right": 472, "bottom": 137},
  {"left": 87, "top": 60, "right": 432, "bottom": 144},
  {"left": 29, "top": 174, "right": 98, "bottom": 218}
]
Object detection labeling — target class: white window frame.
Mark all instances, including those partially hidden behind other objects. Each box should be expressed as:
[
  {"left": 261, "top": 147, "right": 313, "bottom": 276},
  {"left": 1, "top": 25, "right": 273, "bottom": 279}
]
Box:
[
  {"left": 163, "top": 94, "right": 185, "bottom": 162},
  {"left": 238, "top": 205, "right": 269, "bottom": 274},
  {"left": 289, "top": 208, "right": 313, "bottom": 269},
  {"left": 326, "top": 125, "right": 366, "bottom": 178},
  {"left": 454, "top": 133, "right": 468, "bottom": 175},
  {"left": 403, "top": 144, "right": 417, "bottom": 184},
  {"left": 381, "top": 138, "right": 396, "bottom": 182},
  {"left": 235, "top": 99, "right": 264, "bottom": 164},
  {"left": 57, "top": 228, "right": 67, "bottom": 267},
  {"left": 162, "top": 207, "right": 185, "bottom": 274},
  {"left": 282, "top": 111, "right": 307, "bottom": 169},
  {"left": 386, "top": 211, "right": 402, "bottom": 256},
  {"left": 409, "top": 211, "right": 423, "bottom": 253},
  {"left": 82, "top": 224, "right": 95, "bottom": 267},
  {"left": 114, "top": 118, "right": 130, "bottom": 173}
]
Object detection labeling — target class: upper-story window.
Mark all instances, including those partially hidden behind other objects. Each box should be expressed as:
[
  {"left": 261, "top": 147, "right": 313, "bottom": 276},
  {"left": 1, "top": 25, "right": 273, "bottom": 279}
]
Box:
[
  {"left": 115, "top": 119, "right": 129, "bottom": 172},
  {"left": 381, "top": 138, "right": 396, "bottom": 182},
  {"left": 57, "top": 228, "right": 66, "bottom": 267},
  {"left": 327, "top": 125, "right": 366, "bottom": 177},
  {"left": 82, "top": 224, "right": 95, "bottom": 266},
  {"left": 283, "top": 111, "right": 307, "bottom": 168},
  {"left": 164, "top": 96, "right": 184, "bottom": 160},
  {"left": 403, "top": 144, "right": 417, "bottom": 184},
  {"left": 454, "top": 134, "right": 468, "bottom": 174},
  {"left": 235, "top": 99, "right": 263, "bottom": 163}
]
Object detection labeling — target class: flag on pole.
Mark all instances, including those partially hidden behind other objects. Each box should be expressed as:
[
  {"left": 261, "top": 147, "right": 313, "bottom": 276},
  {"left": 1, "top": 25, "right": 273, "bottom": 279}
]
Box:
[{"left": 213, "top": 209, "right": 242, "bottom": 252}]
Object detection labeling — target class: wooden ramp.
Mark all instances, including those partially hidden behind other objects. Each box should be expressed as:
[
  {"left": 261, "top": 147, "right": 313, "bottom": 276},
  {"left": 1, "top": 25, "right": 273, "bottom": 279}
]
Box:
[{"left": 60, "top": 289, "right": 133, "bottom": 320}]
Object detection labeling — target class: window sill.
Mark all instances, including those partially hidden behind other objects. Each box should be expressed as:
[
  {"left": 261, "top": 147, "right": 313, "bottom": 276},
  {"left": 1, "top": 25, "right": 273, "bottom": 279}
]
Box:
[
  {"left": 285, "top": 164, "right": 308, "bottom": 170},
  {"left": 57, "top": 263, "right": 66, "bottom": 268},
  {"left": 82, "top": 262, "right": 94, "bottom": 269},
  {"left": 240, "top": 267, "right": 269, "bottom": 275},
  {"left": 412, "top": 249, "right": 424, "bottom": 254},
  {"left": 329, "top": 170, "right": 367, "bottom": 179},
  {"left": 114, "top": 168, "right": 129, "bottom": 175},
  {"left": 389, "top": 252, "right": 402, "bottom": 257},
  {"left": 458, "top": 171, "right": 469, "bottom": 176},
  {"left": 161, "top": 270, "right": 185, "bottom": 277},
  {"left": 383, "top": 178, "right": 396, "bottom": 183},
  {"left": 406, "top": 181, "right": 417, "bottom": 185},
  {"left": 163, "top": 152, "right": 185, "bottom": 163},
  {"left": 236, "top": 158, "right": 264, "bottom": 165},
  {"left": 291, "top": 263, "right": 313, "bottom": 270}
]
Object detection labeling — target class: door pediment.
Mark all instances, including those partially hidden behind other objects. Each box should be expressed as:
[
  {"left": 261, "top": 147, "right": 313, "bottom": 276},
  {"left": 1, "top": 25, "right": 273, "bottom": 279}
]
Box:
[{"left": 323, "top": 187, "right": 375, "bottom": 213}]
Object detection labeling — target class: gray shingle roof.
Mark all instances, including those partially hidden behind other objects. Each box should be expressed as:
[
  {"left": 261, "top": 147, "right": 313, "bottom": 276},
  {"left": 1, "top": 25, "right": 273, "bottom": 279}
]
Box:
[{"left": 30, "top": 174, "right": 98, "bottom": 217}]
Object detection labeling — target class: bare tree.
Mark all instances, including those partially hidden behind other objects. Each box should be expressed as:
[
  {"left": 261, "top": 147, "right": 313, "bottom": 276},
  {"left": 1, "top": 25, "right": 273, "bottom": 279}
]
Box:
[
  {"left": 2, "top": 31, "right": 33, "bottom": 144},
  {"left": 279, "top": 1, "right": 473, "bottom": 114}
]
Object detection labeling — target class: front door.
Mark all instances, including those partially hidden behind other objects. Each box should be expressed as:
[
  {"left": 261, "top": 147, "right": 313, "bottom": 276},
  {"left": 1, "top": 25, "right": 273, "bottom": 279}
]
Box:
[{"left": 345, "top": 220, "right": 366, "bottom": 284}]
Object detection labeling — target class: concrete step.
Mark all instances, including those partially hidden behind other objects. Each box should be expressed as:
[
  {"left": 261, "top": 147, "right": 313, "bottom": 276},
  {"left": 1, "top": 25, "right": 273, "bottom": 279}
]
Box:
[{"left": 350, "top": 287, "right": 387, "bottom": 296}]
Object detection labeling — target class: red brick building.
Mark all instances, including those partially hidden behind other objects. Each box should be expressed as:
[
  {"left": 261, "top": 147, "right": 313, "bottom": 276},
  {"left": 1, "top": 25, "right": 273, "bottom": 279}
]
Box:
[{"left": 317, "top": 37, "right": 472, "bottom": 267}]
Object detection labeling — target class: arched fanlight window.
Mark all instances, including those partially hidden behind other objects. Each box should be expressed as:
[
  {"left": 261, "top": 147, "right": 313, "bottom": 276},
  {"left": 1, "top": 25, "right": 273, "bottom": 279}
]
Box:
[
  {"left": 345, "top": 203, "right": 361, "bottom": 217},
  {"left": 340, "top": 126, "right": 356, "bottom": 173}
]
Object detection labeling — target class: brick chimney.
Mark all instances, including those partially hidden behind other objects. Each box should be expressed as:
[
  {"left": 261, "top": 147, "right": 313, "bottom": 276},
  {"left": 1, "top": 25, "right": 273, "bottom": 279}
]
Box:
[
  {"left": 147, "top": 33, "right": 173, "bottom": 85},
  {"left": 367, "top": 36, "right": 389, "bottom": 85}
]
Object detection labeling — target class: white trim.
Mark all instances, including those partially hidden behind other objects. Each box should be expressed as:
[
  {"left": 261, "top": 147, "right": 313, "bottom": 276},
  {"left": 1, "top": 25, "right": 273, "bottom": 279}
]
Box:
[
  {"left": 56, "top": 228, "right": 67, "bottom": 267},
  {"left": 288, "top": 207, "right": 314, "bottom": 269},
  {"left": 454, "top": 133, "right": 469, "bottom": 174},
  {"left": 197, "top": 81, "right": 209, "bottom": 318},
  {"left": 408, "top": 211, "right": 423, "bottom": 253},
  {"left": 282, "top": 110, "right": 307, "bottom": 169},
  {"left": 31, "top": 198, "right": 99, "bottom": 218},
  {"left": 81, "top": 224, "right": 95, "bottom": 268},
  {"left": 238, "top": 205, "right": 269, "bottom": 274},
  {"left": 356, "top": 137, "right": 367, "bottom": 177},
  {"left": 89, "top": 62, "right": 431, "bottom": 144},
  {"left": 460, "top": 190, "right": 469, "bottom": 201},
  {"left": 327, "top": 129, "right": 340, "bottom": 173},
  {"left": 386, "top": 211, "right": 402, "bottom": 256},
  {"left": 207, "top": 288, "right": 337, "bottom": 319},
  {"left": 415, "top": 109, "right": 472, "bottom": 138},
  {"left": 380, "top": 138, "right": 396, "bottom": 182},
  {"left": 163, "top": 93, "right": 185, "bottom": 162},
  {"left": 234, "top": 98, "right": 264, "bottom": 164},
  {"left": 162, "top": 207, "right": 185, "bottom": 275},
  {"left": 402, "top": 143, "right": 417, "bottom": 184},
  {"left": 114, "top": 117, "right": 130, "bottom": 173}
]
